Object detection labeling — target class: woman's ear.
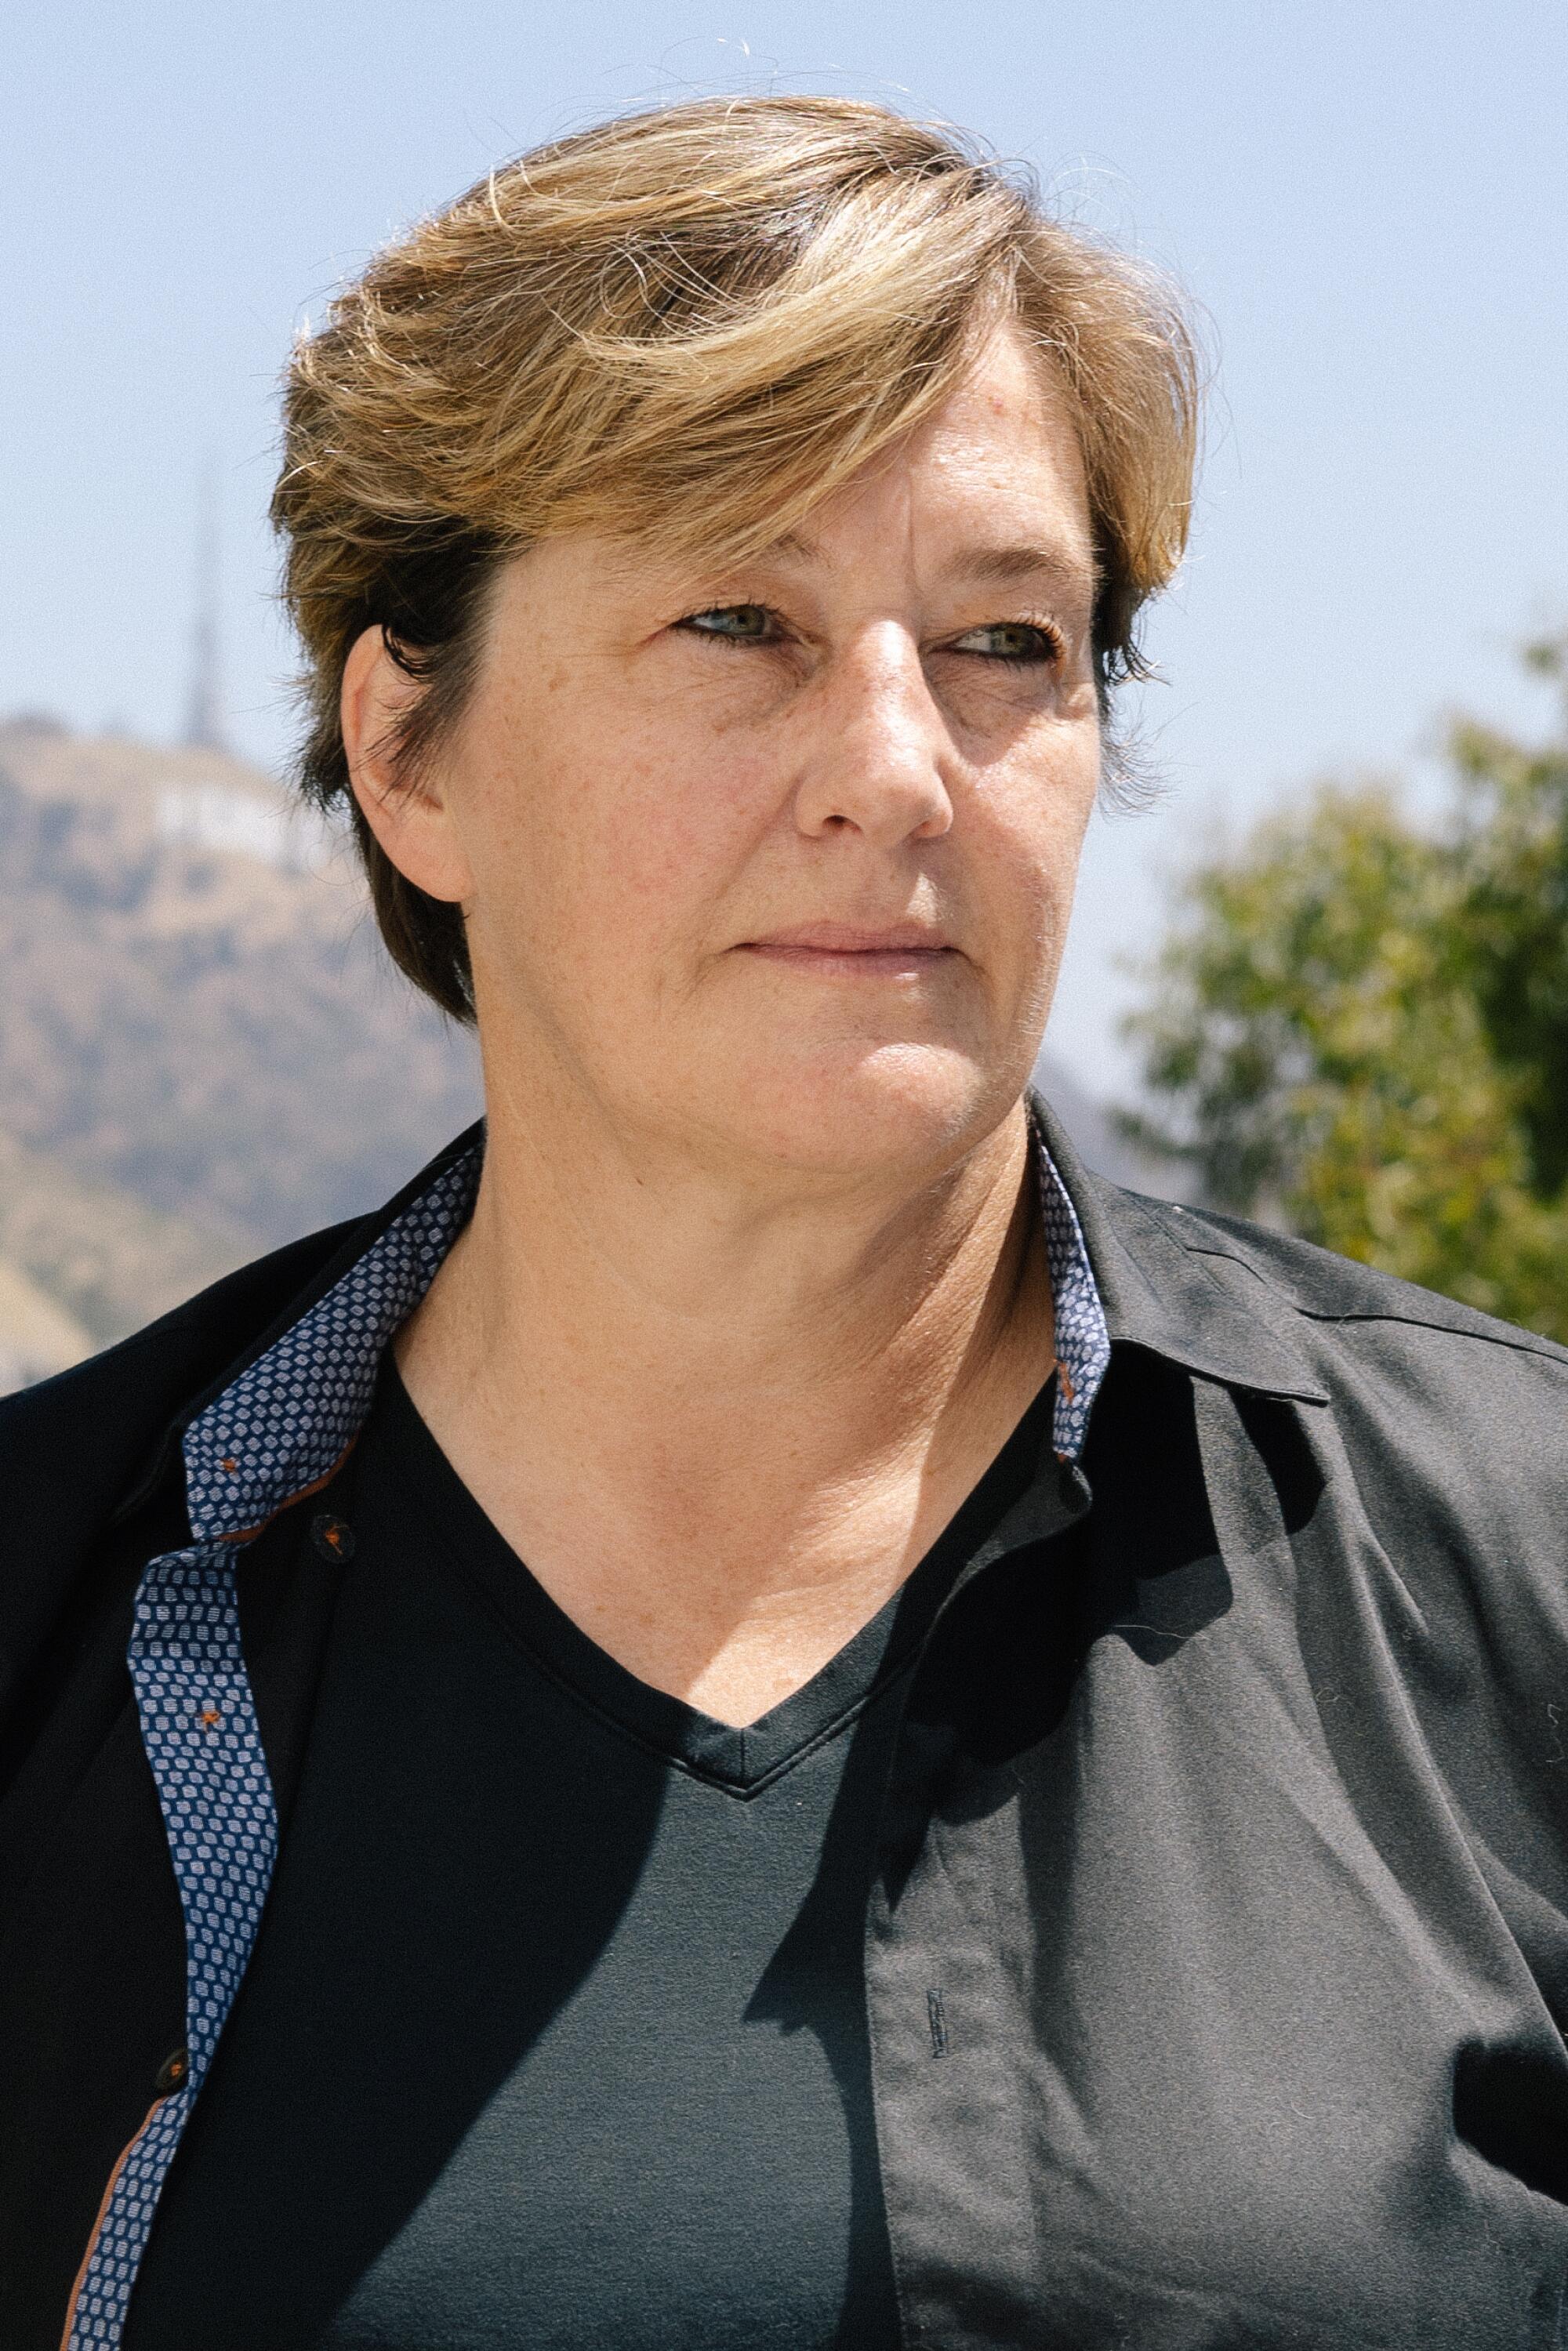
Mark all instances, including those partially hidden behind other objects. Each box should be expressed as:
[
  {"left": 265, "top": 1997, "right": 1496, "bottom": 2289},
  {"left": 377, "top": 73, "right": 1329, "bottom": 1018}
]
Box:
[{"left": 339, "top": 626, "right": 475, "bottom": 905}]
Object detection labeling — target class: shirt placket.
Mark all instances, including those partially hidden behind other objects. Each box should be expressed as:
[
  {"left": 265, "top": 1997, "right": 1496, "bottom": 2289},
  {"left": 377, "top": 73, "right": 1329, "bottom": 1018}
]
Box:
[{"left": 60, "top": 1151, "right": 481, "bottom": 2350}]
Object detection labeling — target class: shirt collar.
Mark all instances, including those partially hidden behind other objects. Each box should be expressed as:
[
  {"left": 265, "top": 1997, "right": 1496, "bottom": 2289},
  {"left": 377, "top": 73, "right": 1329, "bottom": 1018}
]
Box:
[
  {"left": 180, "top": 1111, "right": 1116, "bottom": 1545},
  {"left": 183, "top": 1144, "right": 482, "bottom": 1544},
  {"left": 1025, "top": 1088, "right": 1329, "bottom": 1407},
  {"left": 173, "top": 1090, "right": 1331, "bottom": 1551}
]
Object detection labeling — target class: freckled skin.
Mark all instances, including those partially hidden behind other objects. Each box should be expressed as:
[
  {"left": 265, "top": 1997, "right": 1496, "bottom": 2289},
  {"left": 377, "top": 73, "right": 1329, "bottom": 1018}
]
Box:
[{"left": 343, "top": 325, "right": 1102, "bottom": 1195}]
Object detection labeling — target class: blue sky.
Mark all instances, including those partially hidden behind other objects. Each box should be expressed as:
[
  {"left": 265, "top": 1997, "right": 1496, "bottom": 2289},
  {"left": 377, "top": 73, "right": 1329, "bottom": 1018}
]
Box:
[{"left": 5, "top": 0, "right": 1565, "bottom": 1090}]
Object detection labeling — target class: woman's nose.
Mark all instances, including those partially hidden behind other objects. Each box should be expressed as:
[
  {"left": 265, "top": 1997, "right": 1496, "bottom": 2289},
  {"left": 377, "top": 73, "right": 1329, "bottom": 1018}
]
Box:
[{"left": 791, "top": 630, "right": 955, "bottom": 845}]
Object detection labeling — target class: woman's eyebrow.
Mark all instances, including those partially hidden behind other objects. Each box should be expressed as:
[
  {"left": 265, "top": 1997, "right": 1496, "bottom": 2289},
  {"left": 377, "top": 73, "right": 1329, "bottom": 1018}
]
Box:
[
  {"left": 728, "top": 533, "right": 1098, "bottom": 599},
  {"left": 944, "top": 542, "right": 1098, "bottom": 598}
]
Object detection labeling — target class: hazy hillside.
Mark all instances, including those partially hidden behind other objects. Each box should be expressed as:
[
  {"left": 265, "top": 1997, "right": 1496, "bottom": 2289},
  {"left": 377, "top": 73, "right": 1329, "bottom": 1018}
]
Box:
[
  {"left": 0, "top": 1248, "right": 96, "bottom": 1396},
  {"left": 0, "top": 1116, "right": 240, "bottom": 1341},
  {"left": 0, "top": 717, "right": 482, "bottom": 1216},
  {"left": 0, "top": 715, "right": 482, "bottom": 1380}
]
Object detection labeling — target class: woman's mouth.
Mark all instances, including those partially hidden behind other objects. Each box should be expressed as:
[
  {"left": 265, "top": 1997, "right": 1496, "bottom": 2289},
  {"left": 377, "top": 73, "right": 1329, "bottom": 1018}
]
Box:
[{"left": 738, "top": 922, "right": 956, "bottom": 977}]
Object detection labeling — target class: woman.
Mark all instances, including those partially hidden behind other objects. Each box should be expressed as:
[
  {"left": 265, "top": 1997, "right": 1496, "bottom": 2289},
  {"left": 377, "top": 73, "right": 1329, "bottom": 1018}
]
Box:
[{"left": 5, "top": 95, "right": 1567, "bottom": 2351}]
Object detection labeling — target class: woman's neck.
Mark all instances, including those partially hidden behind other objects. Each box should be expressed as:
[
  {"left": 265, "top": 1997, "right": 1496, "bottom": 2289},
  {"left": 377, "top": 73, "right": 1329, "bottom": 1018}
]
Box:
[{"left": 395, "top": 1082, "right": 1054, "bottom": 1724}]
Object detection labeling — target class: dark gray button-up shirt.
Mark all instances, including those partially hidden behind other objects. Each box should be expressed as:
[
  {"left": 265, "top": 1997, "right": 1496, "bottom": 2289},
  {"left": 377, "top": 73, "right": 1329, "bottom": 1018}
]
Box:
[{"left": 4, "top": 1094, "right": 1568, "bottom": 2349}]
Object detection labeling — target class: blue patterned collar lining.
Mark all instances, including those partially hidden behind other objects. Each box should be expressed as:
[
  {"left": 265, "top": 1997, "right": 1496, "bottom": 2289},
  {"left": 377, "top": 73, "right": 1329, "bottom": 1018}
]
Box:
[
  {"left": 189, "top": 1111, "right": 1105, "bottom": 1544},
  {"left": 63, "top": 1112, "right": 1109, "bottom": 2349}
]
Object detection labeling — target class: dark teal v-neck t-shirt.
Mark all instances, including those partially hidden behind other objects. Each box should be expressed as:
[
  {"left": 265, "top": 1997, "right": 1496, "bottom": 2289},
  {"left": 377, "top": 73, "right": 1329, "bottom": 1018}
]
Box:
[{"left": 125, "top": 1359, "right": 1049, "bottom": 2350}]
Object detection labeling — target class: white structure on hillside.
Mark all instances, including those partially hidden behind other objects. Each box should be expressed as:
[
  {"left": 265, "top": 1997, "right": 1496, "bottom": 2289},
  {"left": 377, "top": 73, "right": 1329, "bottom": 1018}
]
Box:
[{"left": 154, "top": 782, "right": 334, "bottom": 875}]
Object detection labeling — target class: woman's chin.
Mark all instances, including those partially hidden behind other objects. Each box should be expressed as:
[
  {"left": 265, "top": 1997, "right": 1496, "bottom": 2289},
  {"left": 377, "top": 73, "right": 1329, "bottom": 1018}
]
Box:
[{"left": 677, "top": 1037, "right": 1029, "bottom": 1181}]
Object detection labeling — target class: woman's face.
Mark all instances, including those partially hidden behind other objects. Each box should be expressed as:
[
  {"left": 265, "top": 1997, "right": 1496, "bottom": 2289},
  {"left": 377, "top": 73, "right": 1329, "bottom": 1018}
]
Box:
[{"left": 350, "top": 326, "right": 1104, "bottom": 1187}]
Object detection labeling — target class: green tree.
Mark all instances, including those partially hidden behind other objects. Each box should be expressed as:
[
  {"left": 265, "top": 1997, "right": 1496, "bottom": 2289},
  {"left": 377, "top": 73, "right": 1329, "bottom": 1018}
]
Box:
[{"left": 1123, "top": 637, "right": 1568, "bottom": 1338}]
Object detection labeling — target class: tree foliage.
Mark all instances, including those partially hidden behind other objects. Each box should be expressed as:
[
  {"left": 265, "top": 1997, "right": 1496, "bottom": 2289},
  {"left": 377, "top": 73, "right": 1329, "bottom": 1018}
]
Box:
[{"left": 1123, "top": 637, "right": 1568, "bottom": 1338}]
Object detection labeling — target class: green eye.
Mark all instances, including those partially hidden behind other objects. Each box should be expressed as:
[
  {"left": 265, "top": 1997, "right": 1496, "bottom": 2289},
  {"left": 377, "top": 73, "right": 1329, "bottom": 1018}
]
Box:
[
  {"left": 680, "top": 604, "right": 775, "bottom": 643},
  {"left": 953, "top": 623, "right": 1060, "bottom": 665}
]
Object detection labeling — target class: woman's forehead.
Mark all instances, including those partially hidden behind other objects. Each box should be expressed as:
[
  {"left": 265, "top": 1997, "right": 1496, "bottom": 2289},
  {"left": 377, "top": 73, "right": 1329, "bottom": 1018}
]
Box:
[
  {"left": 801, "top": 343, "right": 1094, "bottom": 558},
  {"left": 514, "top": 345, "right": 1096, "bottom": 606}
]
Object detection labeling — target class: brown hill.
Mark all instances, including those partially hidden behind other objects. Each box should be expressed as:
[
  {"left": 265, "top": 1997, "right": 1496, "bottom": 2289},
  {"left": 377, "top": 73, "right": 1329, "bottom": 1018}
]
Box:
[
  {"left": 0, "top": 1124, "right": 240, "bottom": 1355},
  {"left": 0, "top": 1250, "right": 95, "bottom": 1392},
  {"left": 0, "top": 716, "right": 481, "bottom": 1365}
]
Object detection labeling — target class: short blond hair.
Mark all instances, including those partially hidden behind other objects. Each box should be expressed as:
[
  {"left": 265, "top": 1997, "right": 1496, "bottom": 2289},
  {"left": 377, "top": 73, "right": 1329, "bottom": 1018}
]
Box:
[{"left": 274, "top": 95, "right": 1200, "bottom": 1018}]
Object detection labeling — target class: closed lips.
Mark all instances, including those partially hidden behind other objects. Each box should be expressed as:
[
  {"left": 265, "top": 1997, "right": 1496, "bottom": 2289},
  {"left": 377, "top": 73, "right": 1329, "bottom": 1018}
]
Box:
[{"left": 740, "top": 923, "right": 953, "bottom": 955}]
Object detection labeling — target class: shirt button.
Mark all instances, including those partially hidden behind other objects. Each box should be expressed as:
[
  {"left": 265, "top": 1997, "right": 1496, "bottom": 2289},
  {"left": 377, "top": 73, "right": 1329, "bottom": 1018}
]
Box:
[
  {"left": 154, "top": 2046, "right": 190, "bottom": 2096},
  {"left": 310, "top": 1512, "right": 356, "bottom": 1562}
]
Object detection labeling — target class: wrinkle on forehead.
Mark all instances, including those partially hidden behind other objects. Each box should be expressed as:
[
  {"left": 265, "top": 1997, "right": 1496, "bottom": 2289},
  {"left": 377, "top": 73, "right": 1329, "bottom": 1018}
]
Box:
[
  {"left": 742, "top": 329, "right": 1097, "bottom": 601},
  {"left": 758, "top": 523, "right": 1098, "bottom": 604}
]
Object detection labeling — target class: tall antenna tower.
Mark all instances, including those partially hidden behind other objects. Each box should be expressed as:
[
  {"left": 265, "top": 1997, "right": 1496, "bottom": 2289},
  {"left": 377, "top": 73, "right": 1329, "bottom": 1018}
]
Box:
[{"left": 184, "top": 465, "right": 227, "bottom": 752}]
